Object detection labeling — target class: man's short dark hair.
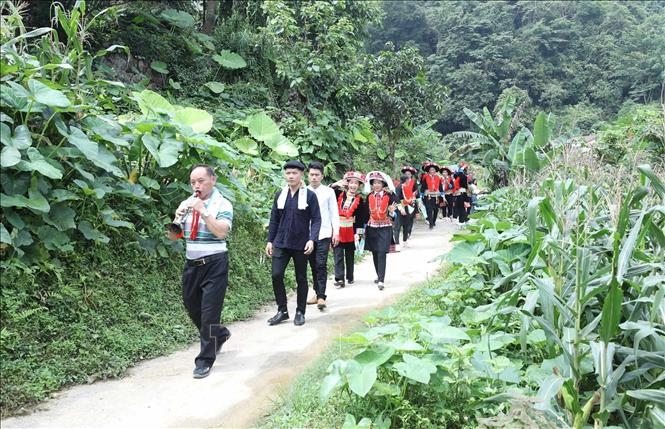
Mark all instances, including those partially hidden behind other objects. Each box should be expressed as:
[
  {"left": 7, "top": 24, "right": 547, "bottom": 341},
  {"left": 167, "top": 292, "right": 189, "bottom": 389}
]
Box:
[
  {"left": 308, "top": 161, "right": 325, "bottom": 174},
  {"left": 191, "top": 164, "right": 215, "bottom": 177}
]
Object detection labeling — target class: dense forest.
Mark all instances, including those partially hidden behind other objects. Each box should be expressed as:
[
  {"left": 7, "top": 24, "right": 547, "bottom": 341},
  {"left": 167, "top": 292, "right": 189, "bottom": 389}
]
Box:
[
  {"left": 369, "top": 0, "right": 665, "bottom": 133},
  {"left": 1, "top": 1, "right": 663, "bottom": 427}
]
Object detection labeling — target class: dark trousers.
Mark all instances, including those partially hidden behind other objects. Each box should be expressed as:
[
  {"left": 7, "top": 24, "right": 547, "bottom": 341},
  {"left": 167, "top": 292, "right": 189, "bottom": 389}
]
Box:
[
  {"left": 407, "top": 210, "right": 416, "bottom": 237},
  {"left": 455, "top": 194, "right": 469, "bottom": 223},
  {"left": 372, "top": 251, "right": 387, "bottom": 282},
  {"left": 272, "top": 246, "right": 308, "bottom": 314},
  {"left": 445, "top": 194, "right": 454, "bottom": 217},
  {"left": 333, "top": 242, "right": 355, "bottom": 282},
  {"left": 308, "top": 237, "right": 331, "bottom": 299},
  {"left": 424, "top": 196, "right": 439, "bottom": 227},
  {"left": 393, "top": 212, "right": 412, "bottom": 243},
  {"left": 181, "top": 252, "right": 230, "bottom": 367}
]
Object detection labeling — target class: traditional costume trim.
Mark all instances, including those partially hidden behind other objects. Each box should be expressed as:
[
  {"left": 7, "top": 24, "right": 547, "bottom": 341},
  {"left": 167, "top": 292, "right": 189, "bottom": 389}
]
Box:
[
  {"left": 276, "top": 182, "right": 308, "bottom": 210},
  {"left": 367, "top": 192, "right": 392, "bottom": 227},
  {"left": 423, "top": 174, "right": 442, "bottom": 192},
  {"left": 337, "top": 192, "right": 362, "bottom": 243}
]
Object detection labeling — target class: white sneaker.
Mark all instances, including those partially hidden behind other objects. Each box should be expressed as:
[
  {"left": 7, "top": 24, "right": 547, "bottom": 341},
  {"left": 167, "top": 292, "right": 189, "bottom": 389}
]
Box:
[{"left": 377, "top": 282, "right": 384, "bottom": 290}]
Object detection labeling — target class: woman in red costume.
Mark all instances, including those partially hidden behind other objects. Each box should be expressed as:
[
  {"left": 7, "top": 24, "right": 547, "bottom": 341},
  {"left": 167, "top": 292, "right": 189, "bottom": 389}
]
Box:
[
  {"left": 363, "top": 171, "right": 397, "bottom": 290},
  {"left": 393, "top": 165, "right": 419, "bottom": 247},
  {"left": 419, "top": 161, "right": 443, "bottom": 230},
  {"left": 331, "top": 171, "right": 368, "bottom": 288}
]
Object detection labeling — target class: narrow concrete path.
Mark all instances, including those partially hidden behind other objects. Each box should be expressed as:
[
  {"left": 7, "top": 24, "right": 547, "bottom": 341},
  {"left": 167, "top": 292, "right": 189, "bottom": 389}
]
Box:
[{"left": 2, "top": 220, "right": 458, "bottom": 429}]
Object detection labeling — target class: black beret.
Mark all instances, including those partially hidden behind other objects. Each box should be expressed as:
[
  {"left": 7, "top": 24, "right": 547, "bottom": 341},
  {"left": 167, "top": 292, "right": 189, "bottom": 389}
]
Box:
[{"left": 283, "top": 160, "right": 305, "bottom": 171}]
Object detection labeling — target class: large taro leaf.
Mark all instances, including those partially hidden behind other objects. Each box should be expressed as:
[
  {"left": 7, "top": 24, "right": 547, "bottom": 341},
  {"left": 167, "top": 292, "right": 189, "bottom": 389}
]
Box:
[
  {"left": 425, "top": 324, "right": 471, "bottom": 344},
  {"left": 84, "top": 116, "right": 129, "bottom": 148},
  {"left": 68, "top": 127, "right": 123, "bottom": 176},
  {"left": 141, "top": 133, "right": 182, "bottom": 168},
  {"left": 173, "top": 107, "right": 213, "bottom": 134},
  {"left": 445, "top": 241, "right": 486, "bottom": 265},
  {"left": 1, "top": 124, "right": 33, "bottom": 152},
  {"left": 78, "top": 220, "right": 110, "bottom": 243},
  {"left": 212, "top": 50, "right": 247, "bottom": 69},
  {"left": 233, "top": 137, "right": 258, "bottom": 155},
  {"left": 346, "top": 360, "right": 377, "bottom": 397},
  {"left": 150, "top": 61, "right": 169, "bottom": 75},
  {"left": 393, "top": 353, "right": 437, "bottom": 384},
  {"left": 264, "top": 133, "right": 298, "bottom": 157},
  {"left": 101, "top": 209, "right": 133, "bottom": 228},
  {"left": 247, "top": 112, "right": 280, "bottom": 141},
  {"left": 320, "top": 360, "right": 348, "bottom": 401},
  {"left": 37, "top": 225, "right": 72, "bottom": 251},
  {"left": 1, "top": 82, "right": 31, "bottom": 112},
  {"left": 43, "top": 204, "right": 76, "bottom": 231},
  {"left": 132, "top": 90, "right": 175, "bottom": 118},
  {"left": 2, "top": 185, "right": 51, "bottom": 212},
  {"left": 16, "top": 148, "right": 63, "bottom": 179},
  {"left": 27, "top": 79, "right": 70, "bottom": 108},
  {"left": 1, "top": 146, "right": 21, "bottom": 167},
  {"left": 204, "top": 82, "right": 226, "bottom": 94},
  {"left": 354, "top": 346, "right": 395, "bottom": 367},
  {"left": 159, "top": 9, "right": 195, "bottom": 29},
  {"left": 12, "top": 125, "right": 32, "bottom": 149}
]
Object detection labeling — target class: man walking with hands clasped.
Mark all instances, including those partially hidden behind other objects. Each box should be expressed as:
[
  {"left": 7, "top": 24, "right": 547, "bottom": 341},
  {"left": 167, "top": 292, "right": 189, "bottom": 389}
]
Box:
[
  {"left": 305, "top": 162, "right": 340, "bottom": 310},
  {"left": 266, "top": 160, "right": 321, "bottom": 326}
]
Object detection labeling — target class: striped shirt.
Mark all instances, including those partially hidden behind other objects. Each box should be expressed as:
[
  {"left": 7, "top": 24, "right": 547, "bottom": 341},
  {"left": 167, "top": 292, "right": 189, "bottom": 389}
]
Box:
[{"left": 183, "top": 188, "right": 233, "bottom": 259}]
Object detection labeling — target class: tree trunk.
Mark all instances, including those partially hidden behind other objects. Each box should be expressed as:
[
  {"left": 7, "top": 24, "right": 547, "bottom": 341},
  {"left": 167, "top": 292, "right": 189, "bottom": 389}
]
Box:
[{"left": 202, "top": 0, "right": 217, "bottom": 35}]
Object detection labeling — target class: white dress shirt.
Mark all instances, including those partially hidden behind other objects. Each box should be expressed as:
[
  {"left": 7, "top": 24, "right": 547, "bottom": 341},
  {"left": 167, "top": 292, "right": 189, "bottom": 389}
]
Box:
[{"left": 308, "top": 184, "right": 340, "bottom": 240}]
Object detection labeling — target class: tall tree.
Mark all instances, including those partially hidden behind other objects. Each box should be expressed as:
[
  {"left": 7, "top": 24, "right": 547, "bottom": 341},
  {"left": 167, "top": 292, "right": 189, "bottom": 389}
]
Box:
[
  {"left": 349, "top": 44, "right": 447, "bottom": 173},
  {"left": 202, "top": 0, "right": 217, "bottom": 34}
]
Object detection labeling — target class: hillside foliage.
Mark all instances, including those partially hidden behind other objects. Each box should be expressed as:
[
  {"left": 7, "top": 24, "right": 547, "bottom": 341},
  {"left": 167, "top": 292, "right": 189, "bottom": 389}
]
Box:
[{"left": 1, "top": 0, "right": 663, "bottom": 424}]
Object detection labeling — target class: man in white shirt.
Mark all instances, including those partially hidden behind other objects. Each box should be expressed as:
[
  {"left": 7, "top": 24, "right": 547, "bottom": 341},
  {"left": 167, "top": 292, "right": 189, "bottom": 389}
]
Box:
[{"left": 306, "top": 161, "right": 340, "bottom": 309}]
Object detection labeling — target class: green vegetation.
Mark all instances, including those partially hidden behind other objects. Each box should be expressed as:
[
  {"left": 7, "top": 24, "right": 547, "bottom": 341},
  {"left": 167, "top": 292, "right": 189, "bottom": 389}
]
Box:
[
  {"left": 0, "top": 214, "right": 277, "bottom": 415},
  {"left": 371, "top": 1, "right": 665, "bottom": 134},
  {"left": 261, "top": 156, "right": 664, "bottom": 428},
  {"left": 1, "top": 0, "right": 664, "bottom": 425}
]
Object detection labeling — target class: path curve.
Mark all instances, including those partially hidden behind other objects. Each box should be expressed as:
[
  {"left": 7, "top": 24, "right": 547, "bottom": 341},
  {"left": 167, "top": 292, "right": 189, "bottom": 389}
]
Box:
[{"left": 2, "top": 221, "right": 458, "bottom": 429}]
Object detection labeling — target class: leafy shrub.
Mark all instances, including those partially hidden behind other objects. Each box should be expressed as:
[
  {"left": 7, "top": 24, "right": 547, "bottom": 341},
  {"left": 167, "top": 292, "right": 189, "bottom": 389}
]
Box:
[
  {"left": 317, "top": 158, "right": 664, "bottom": 428},
  {"left": 594, "top": 102, "right": 665, "bottom": 165},
  {"left": 0, "top": 210, "right": 276, "bottom": 416}
]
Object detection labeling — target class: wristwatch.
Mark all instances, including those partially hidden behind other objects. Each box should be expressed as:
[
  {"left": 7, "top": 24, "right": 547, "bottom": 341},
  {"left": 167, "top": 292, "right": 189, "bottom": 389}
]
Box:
[{"left": 202, "top": 208, "right": 211, "bottom": 218}]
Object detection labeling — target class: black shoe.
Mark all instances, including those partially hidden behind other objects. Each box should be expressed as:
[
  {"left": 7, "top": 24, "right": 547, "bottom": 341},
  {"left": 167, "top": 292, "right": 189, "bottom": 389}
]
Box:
[
  {"left": 347, "top": 280, "right": 354, "bottom": 285},
  {"left": 374, "top": 278, "right": 379, "bottom": 284},
  {"left": 334, "top": 279, "right": 345, "bottom": 288},
  {"left": 268, "top": 311, "right": 289, "bottom": 325},
  {"left": 294, "top": 311, "right": 305, "bottom": 326},
  {"left": 215, "top": 331, "right": 231, "bottom": 353},
  {"left": 193, "top": 365, "right": 211, "bottom": 379}
]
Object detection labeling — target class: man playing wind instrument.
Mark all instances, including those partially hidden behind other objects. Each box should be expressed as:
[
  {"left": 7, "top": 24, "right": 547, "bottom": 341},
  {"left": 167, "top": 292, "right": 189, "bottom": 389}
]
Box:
[{"left": 167, "top": 164, "right": 233, "bottom": 379}]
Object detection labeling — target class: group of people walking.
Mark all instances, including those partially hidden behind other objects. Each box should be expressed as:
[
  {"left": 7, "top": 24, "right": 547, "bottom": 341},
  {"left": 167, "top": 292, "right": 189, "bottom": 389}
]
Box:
[
  {"left": 419, "top": 160, "right": 475, "bottom": 228},
  {"left": 167, "top": 159, "right": 478, "bottom": 378}
]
